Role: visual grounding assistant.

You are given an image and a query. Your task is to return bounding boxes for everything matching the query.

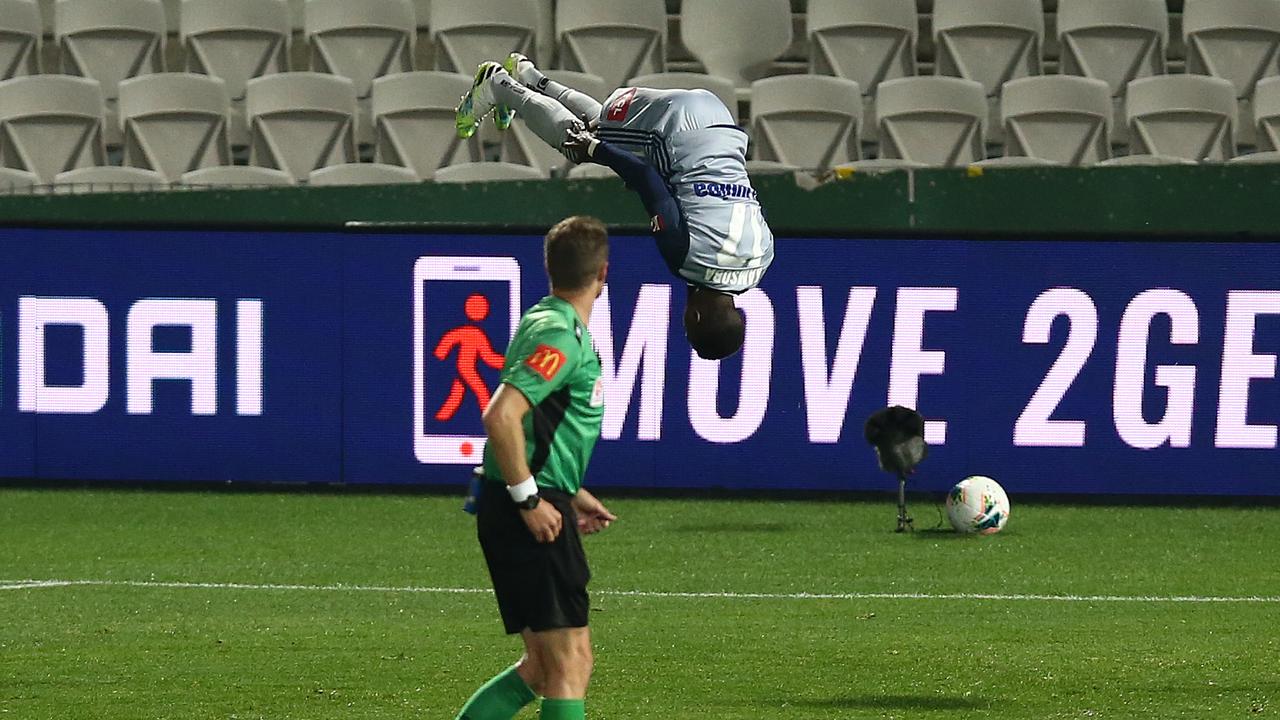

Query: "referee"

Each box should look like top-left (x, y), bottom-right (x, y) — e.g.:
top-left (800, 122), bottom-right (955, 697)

top-left (454, 216), bottom-right (617, 720)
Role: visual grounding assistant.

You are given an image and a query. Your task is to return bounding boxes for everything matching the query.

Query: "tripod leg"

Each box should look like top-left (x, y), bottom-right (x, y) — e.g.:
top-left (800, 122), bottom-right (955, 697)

top-left (896, 475), bottom-right (914, 533)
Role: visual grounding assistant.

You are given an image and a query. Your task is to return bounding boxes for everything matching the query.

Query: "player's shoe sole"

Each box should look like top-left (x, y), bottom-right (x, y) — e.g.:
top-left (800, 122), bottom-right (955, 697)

top-left (455, 61), bottom-right (514, 139)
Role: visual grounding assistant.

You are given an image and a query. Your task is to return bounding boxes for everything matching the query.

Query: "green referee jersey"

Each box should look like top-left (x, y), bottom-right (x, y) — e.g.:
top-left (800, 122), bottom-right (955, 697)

top-left (483, 295), bottom-right (604, 495)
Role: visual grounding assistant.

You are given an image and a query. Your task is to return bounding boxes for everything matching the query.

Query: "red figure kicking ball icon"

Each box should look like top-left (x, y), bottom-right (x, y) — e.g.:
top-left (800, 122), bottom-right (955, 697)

top-left (434, 293), bottom-right (506, 422)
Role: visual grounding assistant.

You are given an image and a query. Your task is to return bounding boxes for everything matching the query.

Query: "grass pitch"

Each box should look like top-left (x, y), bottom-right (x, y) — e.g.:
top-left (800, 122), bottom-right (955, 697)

top-left (1, 487), bottom-right (1277, 719)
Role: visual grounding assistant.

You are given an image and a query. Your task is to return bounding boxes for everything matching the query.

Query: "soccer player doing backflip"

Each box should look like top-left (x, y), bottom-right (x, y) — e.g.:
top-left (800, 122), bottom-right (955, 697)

top-left (456, 53), bottom-right (775, 360)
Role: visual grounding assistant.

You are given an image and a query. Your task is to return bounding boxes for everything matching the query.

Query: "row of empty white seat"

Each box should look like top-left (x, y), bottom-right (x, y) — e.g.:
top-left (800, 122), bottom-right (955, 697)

top-left (0, 70), bottom-right (613, 182)
top-left (4, 0), bottom-right (1277, 124)
top-left (4, 70), bottom-right (1279, 189)
top-left (757, 72), bottom-right (1273, 168)
top-left (0, 161), bottom-right (564, 190)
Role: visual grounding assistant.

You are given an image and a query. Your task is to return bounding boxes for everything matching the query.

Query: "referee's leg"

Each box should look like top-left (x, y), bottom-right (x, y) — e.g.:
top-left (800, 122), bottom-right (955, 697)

top-left (517, 626), bottom-right (593, 699)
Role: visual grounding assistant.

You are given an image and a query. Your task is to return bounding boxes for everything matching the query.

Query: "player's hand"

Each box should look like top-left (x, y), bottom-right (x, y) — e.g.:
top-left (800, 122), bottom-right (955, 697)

top-left (571, 488), bottom-right (618, 535)
top-left (521, 500), bottom-right (563, 543)
top-left (561, 123), bottom-right (600, 165)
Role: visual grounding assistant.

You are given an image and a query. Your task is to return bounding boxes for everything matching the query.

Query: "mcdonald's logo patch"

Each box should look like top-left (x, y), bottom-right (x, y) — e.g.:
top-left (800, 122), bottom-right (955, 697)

top-left (525, 344), bottom-right (567, 381)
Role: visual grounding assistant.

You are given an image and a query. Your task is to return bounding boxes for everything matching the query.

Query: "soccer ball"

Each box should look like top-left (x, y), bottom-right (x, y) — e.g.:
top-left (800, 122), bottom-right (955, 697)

top-left (946, 476), bottom-right (1010, 535)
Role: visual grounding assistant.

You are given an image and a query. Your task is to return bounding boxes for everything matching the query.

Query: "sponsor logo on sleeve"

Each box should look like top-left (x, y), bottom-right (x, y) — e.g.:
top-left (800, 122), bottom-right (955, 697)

top-left (606, 88), bottom-right (639, 122)
top-left (525, 344), bottom-right (567, 381)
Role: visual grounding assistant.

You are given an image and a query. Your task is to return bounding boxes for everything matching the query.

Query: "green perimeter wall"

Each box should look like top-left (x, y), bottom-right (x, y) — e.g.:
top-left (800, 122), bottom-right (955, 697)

top-left (2, 166), bottom-right (1279, 236)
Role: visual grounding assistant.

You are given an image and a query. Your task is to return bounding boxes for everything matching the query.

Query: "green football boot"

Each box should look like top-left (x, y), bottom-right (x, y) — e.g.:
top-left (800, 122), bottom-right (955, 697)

top-left (504, 51), bottom-right (549, 94)
top-left (455, 61), bottom-right (514, 139)
top-left (503, 52), bottom-right (530, 84)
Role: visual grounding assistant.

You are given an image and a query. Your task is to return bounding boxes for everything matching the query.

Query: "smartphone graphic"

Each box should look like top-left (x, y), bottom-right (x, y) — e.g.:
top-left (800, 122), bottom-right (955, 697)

top-left (413, 256), bottom-right (522, 465)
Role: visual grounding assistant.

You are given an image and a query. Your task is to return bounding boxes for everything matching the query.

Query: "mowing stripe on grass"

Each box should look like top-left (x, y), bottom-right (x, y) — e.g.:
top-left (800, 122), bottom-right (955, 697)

top-left (2, 578), bottom-right (1279, 604)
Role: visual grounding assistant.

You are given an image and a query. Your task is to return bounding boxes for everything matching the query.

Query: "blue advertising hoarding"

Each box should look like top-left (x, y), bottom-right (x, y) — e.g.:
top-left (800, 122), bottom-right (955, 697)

top-left (0, 227), bottom-right (1276, 496)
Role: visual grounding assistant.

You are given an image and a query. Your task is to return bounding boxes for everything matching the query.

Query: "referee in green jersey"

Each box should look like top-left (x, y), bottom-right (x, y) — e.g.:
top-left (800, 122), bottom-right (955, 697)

top-left (455, 216), bottom-right (617, 720)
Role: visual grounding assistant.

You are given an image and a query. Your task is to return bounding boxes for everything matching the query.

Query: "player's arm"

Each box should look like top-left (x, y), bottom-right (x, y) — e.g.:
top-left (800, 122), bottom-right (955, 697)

top-left (563, 129), bottom-right (688, 276)
top-left (483, 384), bottom-right (564, 543)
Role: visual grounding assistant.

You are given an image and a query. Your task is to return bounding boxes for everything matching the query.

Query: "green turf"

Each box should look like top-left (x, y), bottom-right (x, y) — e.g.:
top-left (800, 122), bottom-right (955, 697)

top-left (1, 488), bottom-right (1277, 719)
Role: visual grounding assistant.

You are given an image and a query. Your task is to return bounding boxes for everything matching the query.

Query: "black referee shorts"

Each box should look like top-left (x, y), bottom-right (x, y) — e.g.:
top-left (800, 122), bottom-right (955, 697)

top-left (476, 481), bottom-right (591, 635)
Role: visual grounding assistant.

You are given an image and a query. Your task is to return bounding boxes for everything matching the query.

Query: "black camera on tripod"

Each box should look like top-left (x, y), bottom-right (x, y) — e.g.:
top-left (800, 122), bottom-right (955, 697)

top-left (864, 406), bottom-right (929, 533)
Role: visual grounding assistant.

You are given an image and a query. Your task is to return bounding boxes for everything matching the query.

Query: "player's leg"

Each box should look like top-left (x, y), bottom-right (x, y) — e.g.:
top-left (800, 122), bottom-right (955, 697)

top-left (455, 483), bottom-right (542, 720)
top-left (504, 53), bottom-right (604, 124)
top-left (489, 70), bottom-right (584, 154)
top-left (522, 626), bottom-right (593, 719)
top-left (455, 61), bottom-right (516, 139)
top-left (452, 658), bottom-right (538, 720)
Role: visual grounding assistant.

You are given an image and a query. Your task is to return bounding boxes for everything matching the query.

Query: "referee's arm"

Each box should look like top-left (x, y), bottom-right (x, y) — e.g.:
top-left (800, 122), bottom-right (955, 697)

top-left (483, 384), bottom-right (564, 543)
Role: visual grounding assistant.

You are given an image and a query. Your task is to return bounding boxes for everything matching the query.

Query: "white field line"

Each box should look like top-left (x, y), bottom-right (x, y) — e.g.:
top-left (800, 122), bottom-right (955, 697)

top-left (0, 578), bottom-right (1278, 604)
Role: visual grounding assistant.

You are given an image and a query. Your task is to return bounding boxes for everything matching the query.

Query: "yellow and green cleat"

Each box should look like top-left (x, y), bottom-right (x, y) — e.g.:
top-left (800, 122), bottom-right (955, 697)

top-left (455, 61), bottom-right (515, 139)
top-left (502, 52), bottom-right (527, 81)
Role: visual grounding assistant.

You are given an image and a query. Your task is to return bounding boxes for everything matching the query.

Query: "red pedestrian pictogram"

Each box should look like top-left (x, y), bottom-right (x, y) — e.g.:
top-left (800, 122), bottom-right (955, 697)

top-left (434, 293), bottom-right (505, 422)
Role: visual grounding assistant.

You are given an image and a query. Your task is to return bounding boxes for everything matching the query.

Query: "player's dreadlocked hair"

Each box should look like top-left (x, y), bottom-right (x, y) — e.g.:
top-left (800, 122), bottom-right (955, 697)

top-left (544, 215), bottom-right (609, 291)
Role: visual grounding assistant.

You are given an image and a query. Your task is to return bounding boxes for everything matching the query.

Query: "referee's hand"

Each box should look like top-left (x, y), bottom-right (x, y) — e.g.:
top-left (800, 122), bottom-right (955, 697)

top-left (571, 488), bottom-right (617, 535)
top-left (521, 501), bottom-right (563, 543)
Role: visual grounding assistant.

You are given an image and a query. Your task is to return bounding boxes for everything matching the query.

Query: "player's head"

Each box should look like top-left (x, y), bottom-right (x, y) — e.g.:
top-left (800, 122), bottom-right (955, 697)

top-left (685, 287), bottom-right (744, 360)
top-left (545, 215), bottom-right (609, 297)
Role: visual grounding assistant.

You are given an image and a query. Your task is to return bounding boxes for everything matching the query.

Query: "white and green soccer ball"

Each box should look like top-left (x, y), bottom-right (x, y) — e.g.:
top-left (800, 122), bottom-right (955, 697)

top-left (946, 476), bottom-right (1010, 535)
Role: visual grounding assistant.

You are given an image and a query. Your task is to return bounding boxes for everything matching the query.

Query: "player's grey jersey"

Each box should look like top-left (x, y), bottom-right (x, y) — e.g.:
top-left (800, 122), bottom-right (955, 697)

top-left (595, 87), bottom-right (774, 294)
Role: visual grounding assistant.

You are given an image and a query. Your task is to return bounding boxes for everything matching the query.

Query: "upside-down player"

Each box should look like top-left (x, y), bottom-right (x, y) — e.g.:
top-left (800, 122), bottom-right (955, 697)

top-left (456, 54), bottom-right (774, 360)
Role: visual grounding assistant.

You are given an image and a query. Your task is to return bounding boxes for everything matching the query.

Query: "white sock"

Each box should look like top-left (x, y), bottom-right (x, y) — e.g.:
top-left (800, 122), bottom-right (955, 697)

top-left (514, 57), bottom-right (603, 124)
top-left (491, 72), bottom-right (581, 151)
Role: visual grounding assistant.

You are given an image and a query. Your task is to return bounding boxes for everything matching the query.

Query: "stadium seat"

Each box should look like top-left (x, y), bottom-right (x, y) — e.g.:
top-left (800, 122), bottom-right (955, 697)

top-left (807, 0), bottom-right (917, 141)
top-left (118, 73), bottom-right (232, 183)
top-left (744, 159), bottom-right (801, 174)
top-left (181, 164), bottom-right (297, 186)
top-left (750, 75), bottom-right (863, 170)
top-left (681, 0), bottom-right (792, 88)
top-left (430, 0), bottom-right (539, 74)
top-left (1184, 0), bottom-right (1280, 146)
top-left (305, 0), bottom-right (415, 145)
top-left (566, 162), bottom-right (618, 179)
top-left (246, 72), bottom-right (357, 182)
top-left (1226, 150), bottom-right (1280, 163)
top-left (933, 0), bottom-right (1043, 142)
top-left (1058, 0), bottom-right (1168, 146)
top-left (0, 166), bottom-right (39, 192)
top-left (433, 161), bottom-right (547, 182)
top-left (1251, 75), bottom-right (1280, 150)
top-left (1121, 75), bottom-right (1238, 163)
top-left (627, 72), bottom-right (739, 122)
top-left (373, 71), bottom-right (482, 179)
top-left (0, 0), bottom-right (41, 80)
top-left (969, 155), bottom-right (1059, 168)
top-left (0, 75), bottom-right (106, 184)
top-left (534, 0), bottom-right (554, 74)
top-left (556, 0), bottom-right (666, 94)
top-left (1230, 75), bottom-right (1280, 162)
top-left (1097, 154), bottom-right (1198, 166)
top-left (181, 0), bottom-right (291, 148)
top-left (998, 75), bottom-right (1112, 166)
top-left (502, 70), bottom-right (607, 175)
top-left (857, 76), bottom-right (986, 167)
top-left (308, 162), bottom-right (420, 186)
top-left (55, 0), bottom-right (167, 145)
top-left (53, 165), bottom-right (169, 192)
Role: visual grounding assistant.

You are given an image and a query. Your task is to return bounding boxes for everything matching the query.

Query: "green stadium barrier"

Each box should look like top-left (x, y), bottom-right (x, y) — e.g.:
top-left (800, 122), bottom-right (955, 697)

top-left (3, 166), bottom-right (1279, 236)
